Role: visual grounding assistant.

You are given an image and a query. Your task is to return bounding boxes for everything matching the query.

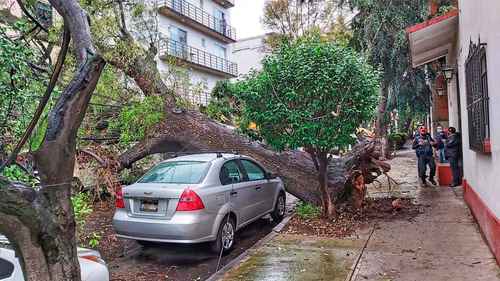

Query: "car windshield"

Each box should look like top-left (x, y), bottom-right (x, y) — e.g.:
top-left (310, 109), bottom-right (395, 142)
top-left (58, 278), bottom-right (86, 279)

top-left (138, 161), bottom-right (209, 184)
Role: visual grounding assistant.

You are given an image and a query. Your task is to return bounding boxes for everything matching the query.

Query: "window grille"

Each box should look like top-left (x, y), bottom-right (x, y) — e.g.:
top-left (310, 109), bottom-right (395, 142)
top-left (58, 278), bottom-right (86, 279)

top-left (465, 39), bottom-right (490, 153)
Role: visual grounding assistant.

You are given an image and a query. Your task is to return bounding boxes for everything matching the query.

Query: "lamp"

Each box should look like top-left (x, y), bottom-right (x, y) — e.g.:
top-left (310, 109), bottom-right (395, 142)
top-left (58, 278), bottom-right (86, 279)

top-left (442, 65), bottom-right (455, 82)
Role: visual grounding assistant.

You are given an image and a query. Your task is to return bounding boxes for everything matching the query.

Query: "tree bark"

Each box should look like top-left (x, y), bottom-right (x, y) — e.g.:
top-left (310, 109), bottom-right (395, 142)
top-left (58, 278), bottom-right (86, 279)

top-left (317, 151), bottom-right (336, 218)
top-left (375, 81), bottom-right (389, 158)
top-left (0, 0), bottom-right (105, 280)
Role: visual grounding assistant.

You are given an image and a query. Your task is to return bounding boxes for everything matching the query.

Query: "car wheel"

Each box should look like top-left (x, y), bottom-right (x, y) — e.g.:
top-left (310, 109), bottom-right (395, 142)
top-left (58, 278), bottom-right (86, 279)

top-left (271, 193), bottom-right (286, 223)
top-left (210, 215), bottom-right (236, 255)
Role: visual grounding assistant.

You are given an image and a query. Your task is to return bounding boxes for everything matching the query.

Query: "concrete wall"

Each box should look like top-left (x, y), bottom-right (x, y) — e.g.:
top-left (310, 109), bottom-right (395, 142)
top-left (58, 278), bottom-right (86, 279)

top-left (455, 0), bottom-right (500, 217)
top-left (232, 34), bottom-right (270, 77)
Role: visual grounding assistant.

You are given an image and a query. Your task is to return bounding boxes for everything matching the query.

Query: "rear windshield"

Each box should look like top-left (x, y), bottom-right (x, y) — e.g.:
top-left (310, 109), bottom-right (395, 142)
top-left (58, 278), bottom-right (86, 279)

top-left (138, 161), bottom-right (210, 184)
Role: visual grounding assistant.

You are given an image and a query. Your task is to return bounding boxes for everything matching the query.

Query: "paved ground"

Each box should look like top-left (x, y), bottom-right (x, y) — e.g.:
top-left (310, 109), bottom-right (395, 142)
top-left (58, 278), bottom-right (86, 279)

top-left (218, 148), bottom-right (500, 281)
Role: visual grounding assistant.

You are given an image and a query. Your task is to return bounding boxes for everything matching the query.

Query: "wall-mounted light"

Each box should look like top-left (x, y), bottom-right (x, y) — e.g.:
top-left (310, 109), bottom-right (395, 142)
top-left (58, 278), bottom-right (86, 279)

top-left (442, 65), bottom-right (456, 82)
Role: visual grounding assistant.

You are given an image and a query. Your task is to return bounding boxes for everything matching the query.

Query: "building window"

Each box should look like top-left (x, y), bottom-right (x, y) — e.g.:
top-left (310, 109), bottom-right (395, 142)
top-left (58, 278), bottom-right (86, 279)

top-left (201, 38), bottom-right (206, 48)
top-left (465, 39), bottom-right (490, 153)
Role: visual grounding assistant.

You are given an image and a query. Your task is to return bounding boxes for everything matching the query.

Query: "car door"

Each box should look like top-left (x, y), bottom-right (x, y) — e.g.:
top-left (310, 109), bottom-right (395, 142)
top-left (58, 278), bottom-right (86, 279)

top-left (239, 159), bottom-right (276, 216)
top-left (220, 160), bottom-right (257, 226)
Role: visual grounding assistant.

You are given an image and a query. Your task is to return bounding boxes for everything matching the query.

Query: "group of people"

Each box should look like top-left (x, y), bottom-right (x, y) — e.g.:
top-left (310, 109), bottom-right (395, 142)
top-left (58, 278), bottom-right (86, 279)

top-left (412, 125), bottom-right (462, 187)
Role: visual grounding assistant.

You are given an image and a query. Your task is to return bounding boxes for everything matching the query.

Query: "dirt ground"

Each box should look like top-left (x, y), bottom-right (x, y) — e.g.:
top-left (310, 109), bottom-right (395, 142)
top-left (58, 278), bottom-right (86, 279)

top-left (283, 197), bottom-right (424, 239)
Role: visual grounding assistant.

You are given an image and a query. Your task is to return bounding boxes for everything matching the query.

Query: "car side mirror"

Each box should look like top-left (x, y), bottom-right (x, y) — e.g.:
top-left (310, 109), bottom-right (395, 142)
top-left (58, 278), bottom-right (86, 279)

top-left (265, 172), bottom-right (278, 180)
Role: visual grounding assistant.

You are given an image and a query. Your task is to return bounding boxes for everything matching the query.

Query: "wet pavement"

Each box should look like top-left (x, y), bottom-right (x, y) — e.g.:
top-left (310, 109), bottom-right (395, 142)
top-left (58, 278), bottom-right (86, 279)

top-left (220, 234), bottom-right (367, 281)
top-left (217, 148), bottom-right (500, 281)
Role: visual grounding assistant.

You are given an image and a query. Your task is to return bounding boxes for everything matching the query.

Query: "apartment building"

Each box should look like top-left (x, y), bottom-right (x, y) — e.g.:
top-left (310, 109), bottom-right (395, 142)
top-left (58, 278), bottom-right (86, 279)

top-left (407, 0), bottom-right (500, 264)
top-left (154, 0), bottom-right (238, 105)
top-left (232, 33), bottom-right (272, 77)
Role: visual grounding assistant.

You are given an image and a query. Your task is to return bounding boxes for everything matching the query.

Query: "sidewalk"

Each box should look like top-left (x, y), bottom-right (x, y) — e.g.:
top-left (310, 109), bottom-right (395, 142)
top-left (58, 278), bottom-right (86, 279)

top-left (216, 149), bottom-right (500, 281)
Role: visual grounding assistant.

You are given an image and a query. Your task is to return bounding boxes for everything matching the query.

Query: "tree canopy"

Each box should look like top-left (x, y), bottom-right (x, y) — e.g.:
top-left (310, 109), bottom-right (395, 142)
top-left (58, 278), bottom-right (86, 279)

top-left (233, 37), bottom-right (379, 217)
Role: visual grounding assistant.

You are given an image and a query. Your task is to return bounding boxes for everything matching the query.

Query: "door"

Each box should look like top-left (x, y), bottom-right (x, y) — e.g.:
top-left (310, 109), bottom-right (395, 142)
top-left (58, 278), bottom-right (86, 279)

top-left (168, 26), bottom-right (187, 58)
top-left (213, 8), bottom-right (226, 34)
top-left (239, 159), bottom-right (276, 215)
top-left (220, 160), bottom-right (257, 225)
top-left (213, 43), bottom-right (227, 71)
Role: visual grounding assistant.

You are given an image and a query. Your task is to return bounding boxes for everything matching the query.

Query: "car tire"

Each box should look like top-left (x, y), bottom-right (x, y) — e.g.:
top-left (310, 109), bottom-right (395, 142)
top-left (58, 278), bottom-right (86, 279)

top-left (271, 192), bottom-right (286, 223)
top-left (210, 215), bottom-right (236, 255)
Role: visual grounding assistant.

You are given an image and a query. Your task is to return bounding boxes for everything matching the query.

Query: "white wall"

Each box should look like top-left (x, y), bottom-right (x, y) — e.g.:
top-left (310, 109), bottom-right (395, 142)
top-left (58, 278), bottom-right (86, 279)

top-left (456, 0), bottom-right (500, 217)
top-left (232, 34), bottom-right (270, 77)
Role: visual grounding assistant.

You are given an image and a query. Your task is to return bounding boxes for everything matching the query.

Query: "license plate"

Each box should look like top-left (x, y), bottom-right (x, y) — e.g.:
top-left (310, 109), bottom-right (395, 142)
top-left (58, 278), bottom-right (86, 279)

top-left (140, 200), bottom-right (159, 212)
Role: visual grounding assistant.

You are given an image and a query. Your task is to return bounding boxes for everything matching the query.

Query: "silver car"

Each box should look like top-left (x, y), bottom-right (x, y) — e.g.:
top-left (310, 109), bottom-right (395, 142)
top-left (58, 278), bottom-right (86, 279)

top-left (113, 153), bottom-right (286, 253)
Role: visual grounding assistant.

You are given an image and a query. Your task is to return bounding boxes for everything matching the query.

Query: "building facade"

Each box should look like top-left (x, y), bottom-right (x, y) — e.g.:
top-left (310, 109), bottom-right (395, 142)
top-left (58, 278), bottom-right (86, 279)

top-left (407, 0), bottom-right (500, 264)
top-left (232, 33), bottom-right (272, 77)
top-left (153, 0), bottom-right (238, 105)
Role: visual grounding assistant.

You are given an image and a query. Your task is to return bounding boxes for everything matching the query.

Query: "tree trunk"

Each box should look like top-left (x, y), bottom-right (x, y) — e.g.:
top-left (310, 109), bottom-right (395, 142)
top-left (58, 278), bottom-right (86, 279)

top-left (0, 0), bottom-right (105, 280)
top-left (375, 81), bottom-right (390, 158)
top-left (317, 151), bottom-right (336, 218)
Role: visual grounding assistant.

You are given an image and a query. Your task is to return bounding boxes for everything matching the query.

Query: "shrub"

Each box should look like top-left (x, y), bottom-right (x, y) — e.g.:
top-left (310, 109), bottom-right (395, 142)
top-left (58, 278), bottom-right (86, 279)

top-left (296, 201), bottom-right (321, 219)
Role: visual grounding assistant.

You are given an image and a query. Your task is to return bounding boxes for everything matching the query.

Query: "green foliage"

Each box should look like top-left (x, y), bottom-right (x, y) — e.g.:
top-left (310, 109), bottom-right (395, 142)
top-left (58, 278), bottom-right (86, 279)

top-left (111, 95), bottom-right (165, 144)
top-left (388, 132), bottom-right (407, 149)
top-left (347, 0), bottom-right (431, 128)
top-left (203, 81), bottom-right (239, 124)
top-left (88, 232), bottom-right (101, 248)
top-left (0, 24), bottom-right (46, 150)
top-left (234, 37), bottom-right (379, 152)
top-left (0, 165), bottom-right (38, 187)
top-left (296, 201), bottom-right (321, 219)
top-left (72, 193), bottom-right (93, 228)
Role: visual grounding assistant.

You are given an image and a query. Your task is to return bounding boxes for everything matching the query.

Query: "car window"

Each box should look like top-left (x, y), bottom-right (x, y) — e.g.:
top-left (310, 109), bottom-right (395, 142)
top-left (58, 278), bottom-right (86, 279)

top-left (220, 160), bottom-right (243, 185)
top-left (0, 258), bottom-right (14, 279)
top-left (138, 161), bottom-right (210, 184)
top-left (240, 160), bottom-right (266, 181)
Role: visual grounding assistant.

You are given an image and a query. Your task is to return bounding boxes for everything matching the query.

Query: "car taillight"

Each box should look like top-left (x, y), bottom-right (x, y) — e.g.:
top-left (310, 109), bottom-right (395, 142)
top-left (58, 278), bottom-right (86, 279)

top-left (176, 188), bottom-right (205, 211)
top-left (115, 185), bottom-right (125, 209)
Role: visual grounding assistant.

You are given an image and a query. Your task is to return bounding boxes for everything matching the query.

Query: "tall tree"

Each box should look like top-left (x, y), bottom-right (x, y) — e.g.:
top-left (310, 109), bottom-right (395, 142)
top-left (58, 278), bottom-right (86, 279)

top-left (233, 37), bottom-right (379, 217)
top-left (344, 0), bottom-right (429, 155)
top-left (263, 0), bottom-right (346, 46)
top-left (0, 0), bottom-right (105, 280)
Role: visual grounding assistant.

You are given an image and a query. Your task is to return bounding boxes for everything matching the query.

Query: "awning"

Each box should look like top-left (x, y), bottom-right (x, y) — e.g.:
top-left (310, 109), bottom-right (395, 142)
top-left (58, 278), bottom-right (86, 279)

top-left (406, 10), bottom-right (459, 68)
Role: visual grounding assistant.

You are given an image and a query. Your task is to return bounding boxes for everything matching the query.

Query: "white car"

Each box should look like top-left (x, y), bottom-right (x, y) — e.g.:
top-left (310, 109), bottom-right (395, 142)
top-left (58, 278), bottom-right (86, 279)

top-left (0, 235), bottom-right (109, 281)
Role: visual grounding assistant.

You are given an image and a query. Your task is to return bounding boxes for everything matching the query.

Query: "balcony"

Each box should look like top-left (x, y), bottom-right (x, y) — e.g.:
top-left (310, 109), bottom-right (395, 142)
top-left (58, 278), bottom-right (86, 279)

top-left (159, 0), bottom-right (236, 43)
top-left (213, 0), bottom-right (234, 8)
top-left (159, 38), bottom-right (238, 78)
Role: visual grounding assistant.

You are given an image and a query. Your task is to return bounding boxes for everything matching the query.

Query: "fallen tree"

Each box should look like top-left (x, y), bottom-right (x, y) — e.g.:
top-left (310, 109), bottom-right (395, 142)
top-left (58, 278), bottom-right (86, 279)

top-left (81, 0), bottom-right (390, 208)
top-left (117, 109), bottom-right (390, 206)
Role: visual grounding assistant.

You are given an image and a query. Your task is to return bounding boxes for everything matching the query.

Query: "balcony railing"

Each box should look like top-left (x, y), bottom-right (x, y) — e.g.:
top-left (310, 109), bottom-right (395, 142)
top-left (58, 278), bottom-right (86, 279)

top-left (162, 0), bottom-right (236, 41)
top-left (159, 38), bottom-right (238, 77)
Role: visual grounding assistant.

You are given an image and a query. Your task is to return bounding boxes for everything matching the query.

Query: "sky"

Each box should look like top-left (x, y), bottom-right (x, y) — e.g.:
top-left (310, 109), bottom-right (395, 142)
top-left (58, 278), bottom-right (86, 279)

top-left (232, 0), bottom-right (268, 39)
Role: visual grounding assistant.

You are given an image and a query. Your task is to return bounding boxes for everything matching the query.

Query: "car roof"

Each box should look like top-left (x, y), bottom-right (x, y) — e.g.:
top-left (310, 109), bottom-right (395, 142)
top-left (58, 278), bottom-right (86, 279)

top-left (163, 153), bottom-right (241, 163)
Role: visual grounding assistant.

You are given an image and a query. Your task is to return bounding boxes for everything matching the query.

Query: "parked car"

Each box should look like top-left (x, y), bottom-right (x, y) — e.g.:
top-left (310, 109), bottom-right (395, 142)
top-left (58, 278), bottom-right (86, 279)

top-left (0, 235), bottom-right (109, 281)
top-left (113, 153), bottom-right (287, 254)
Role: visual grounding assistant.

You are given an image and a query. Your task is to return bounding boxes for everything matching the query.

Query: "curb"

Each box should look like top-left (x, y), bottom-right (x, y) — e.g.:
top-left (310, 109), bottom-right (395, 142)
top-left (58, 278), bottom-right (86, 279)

top-left (205, 214), bottom-right (294, 281)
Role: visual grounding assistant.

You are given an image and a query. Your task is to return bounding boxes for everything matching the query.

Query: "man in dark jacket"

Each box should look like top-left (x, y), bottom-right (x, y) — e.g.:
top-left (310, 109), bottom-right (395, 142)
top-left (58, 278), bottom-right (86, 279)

top-left (412, 126), bottom-right (437, 186)
top-left (445, 127), bottom-right (462, 187)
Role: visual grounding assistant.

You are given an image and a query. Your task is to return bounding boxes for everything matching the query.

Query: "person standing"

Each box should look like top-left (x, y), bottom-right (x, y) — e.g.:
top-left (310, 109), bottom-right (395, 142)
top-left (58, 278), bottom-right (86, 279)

top-left (412, 126), bottom-right (437, 186)
top-left (445, 127), bottom-right (462, 187)
top-left (436, 126), bottom-right (448, 163)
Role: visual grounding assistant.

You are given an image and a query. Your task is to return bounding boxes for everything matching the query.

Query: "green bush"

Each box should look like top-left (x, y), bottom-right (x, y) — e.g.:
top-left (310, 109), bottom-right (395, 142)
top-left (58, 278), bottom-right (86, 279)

top-left (72, 193), bottom-right (93, 228)
top-left (388, 132), bottom-right (407, 150)
top-left (296, 201), bottom-right (321, 219)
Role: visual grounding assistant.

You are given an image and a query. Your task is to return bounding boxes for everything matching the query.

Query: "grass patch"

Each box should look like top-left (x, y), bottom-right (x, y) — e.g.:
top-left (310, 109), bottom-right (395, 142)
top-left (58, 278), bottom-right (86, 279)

top-left (296, 201), bottom-right (321, 219)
